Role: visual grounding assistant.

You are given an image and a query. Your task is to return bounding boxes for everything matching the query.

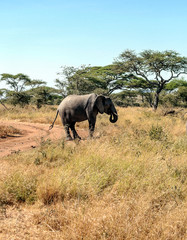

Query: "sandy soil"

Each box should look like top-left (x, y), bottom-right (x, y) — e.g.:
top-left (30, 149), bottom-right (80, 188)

top-left (0, 120), bottom-right (89, 159)
top-left (0, 120), bottom-right (64, 158)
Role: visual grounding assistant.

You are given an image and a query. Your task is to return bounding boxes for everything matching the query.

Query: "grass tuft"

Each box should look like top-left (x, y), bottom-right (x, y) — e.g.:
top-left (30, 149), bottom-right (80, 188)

top-left (2, 173), bottom-right (37, 204)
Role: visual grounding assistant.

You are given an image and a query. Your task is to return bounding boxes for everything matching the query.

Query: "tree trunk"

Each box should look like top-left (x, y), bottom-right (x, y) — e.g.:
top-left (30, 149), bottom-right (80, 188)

top-left (153, 86), bottom-right (163, 111)
top-left (153, 92), bottom-right (159, 110)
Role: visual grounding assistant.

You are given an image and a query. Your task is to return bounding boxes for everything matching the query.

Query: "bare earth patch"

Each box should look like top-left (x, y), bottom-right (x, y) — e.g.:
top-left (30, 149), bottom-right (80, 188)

top-left (0, 120), bottom-right (64, 158)
top-left (0, 120), bottom-right (88, 158)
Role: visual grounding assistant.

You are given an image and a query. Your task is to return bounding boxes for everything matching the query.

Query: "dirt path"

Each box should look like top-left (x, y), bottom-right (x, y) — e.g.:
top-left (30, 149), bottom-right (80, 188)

top-left (0, 120), bottom-right (64, 158)
top-left (0, 120), bottom-right (89, 158)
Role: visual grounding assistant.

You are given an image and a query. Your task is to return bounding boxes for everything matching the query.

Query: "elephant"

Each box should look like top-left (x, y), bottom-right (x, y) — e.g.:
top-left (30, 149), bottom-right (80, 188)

top-left (49, 93), bottom-right (118, 140)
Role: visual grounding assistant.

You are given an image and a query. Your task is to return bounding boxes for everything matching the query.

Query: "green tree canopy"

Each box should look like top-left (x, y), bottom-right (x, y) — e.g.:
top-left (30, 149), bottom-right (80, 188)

top-left (115, 50), bottom-right (187, 110)
top-left (57, 65), bottom-right (97, 95)
top-left (28, 86), bottom-right (60, 108)
top-left (177, 86), bottom-right (187, 104)
top-left (164, 78), bottom-right (187, 92)
top-left (1, 73), bottom-right (31, 92)
top-left (58, 64), bottom-right (132, 96)
top-left (26, 79), bottom-right (46, 89)
top-left (0, 73), bottom-right (32, 106)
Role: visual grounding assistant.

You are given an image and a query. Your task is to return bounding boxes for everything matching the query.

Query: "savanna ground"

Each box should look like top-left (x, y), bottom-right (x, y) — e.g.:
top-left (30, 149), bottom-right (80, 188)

top-left (0, 105), bottom-right (187, 240)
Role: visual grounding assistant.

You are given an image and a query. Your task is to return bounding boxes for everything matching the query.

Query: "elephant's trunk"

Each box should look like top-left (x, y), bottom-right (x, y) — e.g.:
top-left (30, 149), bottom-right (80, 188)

top-left (109, 112), bottom-right (118, 123)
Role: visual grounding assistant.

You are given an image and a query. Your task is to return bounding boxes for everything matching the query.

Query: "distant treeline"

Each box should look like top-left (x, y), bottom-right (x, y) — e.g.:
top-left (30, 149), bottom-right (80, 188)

top-left (1, 49), bottom-right (187, 109)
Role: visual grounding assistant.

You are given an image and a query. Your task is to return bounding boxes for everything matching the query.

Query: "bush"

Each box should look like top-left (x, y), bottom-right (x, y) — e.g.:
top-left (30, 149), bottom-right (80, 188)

top-left (3, 173), bottom-right (37, 204)
top-left (149, 125), bottom-right (165, 141)
top-left (7, 92), bottom-right (31, 107)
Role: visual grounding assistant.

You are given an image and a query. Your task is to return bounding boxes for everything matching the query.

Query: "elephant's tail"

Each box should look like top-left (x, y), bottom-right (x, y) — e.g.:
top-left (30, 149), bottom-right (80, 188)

top-left (49, 110), bottom-right (59, 130)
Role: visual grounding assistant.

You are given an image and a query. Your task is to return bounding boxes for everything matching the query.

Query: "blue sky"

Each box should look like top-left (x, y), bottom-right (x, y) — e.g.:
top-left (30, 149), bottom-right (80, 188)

top-left (1, 0), bottom-right (187, 87)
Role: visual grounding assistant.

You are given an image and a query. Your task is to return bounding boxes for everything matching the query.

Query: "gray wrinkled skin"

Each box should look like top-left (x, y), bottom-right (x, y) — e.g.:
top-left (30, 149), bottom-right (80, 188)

top-left (49, 93), bottom-right (118, 140)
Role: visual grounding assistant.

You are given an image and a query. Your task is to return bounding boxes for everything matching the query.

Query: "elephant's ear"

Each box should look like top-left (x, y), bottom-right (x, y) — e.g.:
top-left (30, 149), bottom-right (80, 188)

top-left (95, 95), bottom-right (105, 114)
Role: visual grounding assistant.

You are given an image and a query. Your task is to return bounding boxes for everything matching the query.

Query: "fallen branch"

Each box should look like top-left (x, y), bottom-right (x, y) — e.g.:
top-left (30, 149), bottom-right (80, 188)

top-left (0, 100), bottom-right (9, 110)
top-left (164, 110), bottom-right (175, 116)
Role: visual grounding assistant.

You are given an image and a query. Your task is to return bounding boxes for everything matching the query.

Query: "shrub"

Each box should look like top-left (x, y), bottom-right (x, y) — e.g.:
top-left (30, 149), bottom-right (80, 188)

top-left (7, 92), bottom-right (31, 107)
top-left (0, 126), bottom-right (22, 138)
top-left (4, 173), bottom-right (37, 204)
top-left (149, 125), bottom-right (165, 141)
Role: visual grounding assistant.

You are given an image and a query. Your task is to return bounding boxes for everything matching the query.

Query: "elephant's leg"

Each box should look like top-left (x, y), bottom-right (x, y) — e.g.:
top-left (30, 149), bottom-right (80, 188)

top-left (64, 124), bottom-right (73, 140)
top-left (88, 118), bottom-right (96, 138)
top-left (70, 123), bottom-right (81, 140)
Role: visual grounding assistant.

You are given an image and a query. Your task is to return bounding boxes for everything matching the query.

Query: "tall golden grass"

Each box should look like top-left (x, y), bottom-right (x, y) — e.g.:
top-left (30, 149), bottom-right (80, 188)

top-left (0, 105), bottom-right (187, 239)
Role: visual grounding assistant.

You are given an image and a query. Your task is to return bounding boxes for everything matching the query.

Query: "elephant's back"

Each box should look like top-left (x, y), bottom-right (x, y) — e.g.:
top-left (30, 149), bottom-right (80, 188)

top-left (57, 94), bottom-right (94, 114)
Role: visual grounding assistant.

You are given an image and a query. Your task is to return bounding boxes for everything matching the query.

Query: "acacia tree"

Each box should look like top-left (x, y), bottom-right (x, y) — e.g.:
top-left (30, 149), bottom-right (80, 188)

top-left (0, 73), bottom-right (32, 106)
top-left (26, 79), bottom-right (46, 89)
top-left (57, 65), bottom-right (130, 96)
top-left (57, 65), bottom-right (96, 95)
top-left (55, 78), bottom-right (67, 97)
top-left (1, 73), bottom-right (31, 92)
top-left (83, 65), bottom-right (130, 95)
top-left (29, 86), bottom-right (55, 108)
top-left (115, 50), bottom-right (187, 110)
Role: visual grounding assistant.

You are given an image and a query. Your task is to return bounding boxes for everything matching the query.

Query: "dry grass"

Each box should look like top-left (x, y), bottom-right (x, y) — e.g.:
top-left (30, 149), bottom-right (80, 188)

top-left (0, 125), bottom-right (23, 138)
top-left (0, 105), bottom-right (62, 125)
top-left (0, 106), bottom-right (187, 239)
